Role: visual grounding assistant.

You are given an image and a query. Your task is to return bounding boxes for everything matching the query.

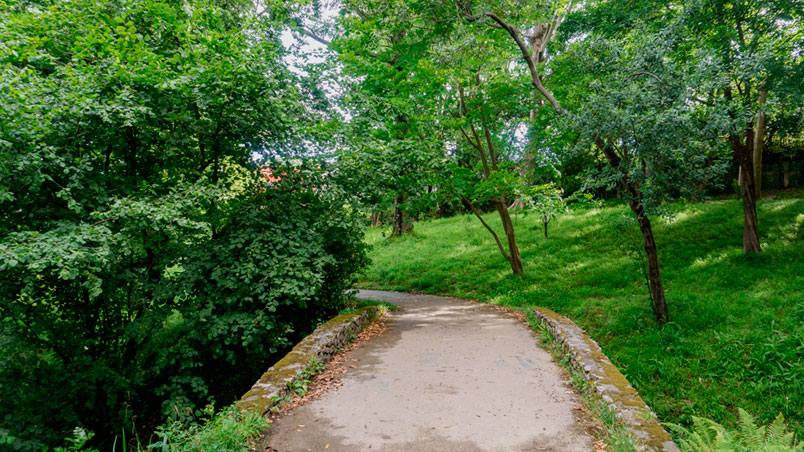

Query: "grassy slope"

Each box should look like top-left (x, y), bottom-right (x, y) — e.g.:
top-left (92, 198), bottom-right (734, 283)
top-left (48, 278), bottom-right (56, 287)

top-left (358, 197), bottom-right (804, 434)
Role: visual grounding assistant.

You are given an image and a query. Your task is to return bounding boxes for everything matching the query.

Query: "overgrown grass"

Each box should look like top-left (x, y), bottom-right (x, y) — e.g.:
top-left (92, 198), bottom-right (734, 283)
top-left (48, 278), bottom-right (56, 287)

top-left (358, 197), bottom-right (804, 436)
top-left (149, 405), bottom-right (267, 452)
top-left (51, 406), bottom-right (267, 452)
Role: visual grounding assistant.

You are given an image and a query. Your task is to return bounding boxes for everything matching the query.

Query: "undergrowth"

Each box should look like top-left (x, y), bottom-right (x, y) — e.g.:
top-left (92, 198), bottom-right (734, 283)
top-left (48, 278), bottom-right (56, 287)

top-left (48, 406), bottom-right (267, 452)
top-left (149, 405), bottom-right (267, 452)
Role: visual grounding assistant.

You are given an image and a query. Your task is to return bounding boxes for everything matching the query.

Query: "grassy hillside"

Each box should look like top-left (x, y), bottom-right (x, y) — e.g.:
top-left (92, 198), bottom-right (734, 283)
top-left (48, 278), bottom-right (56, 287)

top-left (358, 197), bottom-right (804, 434)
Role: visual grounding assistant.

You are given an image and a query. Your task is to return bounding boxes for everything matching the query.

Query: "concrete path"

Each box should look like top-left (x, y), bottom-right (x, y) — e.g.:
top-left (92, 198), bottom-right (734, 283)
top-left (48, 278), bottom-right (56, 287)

top-left (267, 290), bottom-right (595, 452)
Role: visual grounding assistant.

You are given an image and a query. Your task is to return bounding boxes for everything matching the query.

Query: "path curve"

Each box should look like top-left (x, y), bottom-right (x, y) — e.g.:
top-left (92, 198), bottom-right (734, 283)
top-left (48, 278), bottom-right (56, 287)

top-left (267, 290), bottom-right (596, 452)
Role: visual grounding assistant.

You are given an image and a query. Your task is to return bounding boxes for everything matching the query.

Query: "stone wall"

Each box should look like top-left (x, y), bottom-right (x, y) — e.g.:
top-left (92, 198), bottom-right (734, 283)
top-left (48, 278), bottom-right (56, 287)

top-left (531, 308), bottom-right (680, 452)
top-left (238, 306), bottom-right (381, 415)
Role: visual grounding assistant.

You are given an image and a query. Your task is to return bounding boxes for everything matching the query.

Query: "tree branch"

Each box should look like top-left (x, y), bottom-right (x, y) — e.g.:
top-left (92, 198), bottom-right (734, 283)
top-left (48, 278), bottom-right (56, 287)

top-left (296, 27), bottom-right (331, 46)
top-left (461, 196), bottom-right (511, 261)
top-left (460, 9), bottom-right (564, 114)
top-left (458, 125), bottom-right (483, 153)
top-left (627, 71), bottom-right (671, 96)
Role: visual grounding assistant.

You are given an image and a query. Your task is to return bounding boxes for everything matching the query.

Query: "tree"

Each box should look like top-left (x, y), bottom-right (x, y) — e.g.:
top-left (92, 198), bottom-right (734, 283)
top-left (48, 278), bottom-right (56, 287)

top-left (529, 183), bottom-right (592, 238)
top-left (0, 0), bottom-right (367, 448)
top-left (452, 1), bottom-right (729, 321)
top-left (681, 0), bottom-right (804, 252)
top-left (442, 69), bottom-right (531, 274)
top-left (561, 33), bottom-right (729, 321)
top-left (330, 0), bottom-right (449, 235)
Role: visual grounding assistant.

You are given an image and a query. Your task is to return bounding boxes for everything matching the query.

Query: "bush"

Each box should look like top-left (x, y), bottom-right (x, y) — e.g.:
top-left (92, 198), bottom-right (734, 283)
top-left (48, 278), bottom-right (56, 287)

top-left (149, 405), bottom-right (268, 452)
top-left (0, 0), bottom-right (366, 447)
top-left (0, 162), bottom-right (367, 450)
top-left (140, 162), bottom-right (368, 420)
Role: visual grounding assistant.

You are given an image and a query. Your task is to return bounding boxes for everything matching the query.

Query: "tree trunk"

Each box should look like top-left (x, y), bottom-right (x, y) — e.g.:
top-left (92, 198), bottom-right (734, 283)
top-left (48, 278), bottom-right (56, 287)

top-left (391, 194), bottom-right (412, 236)
top-left (753, 90), bottom-right (767, 200)
top-left (595, 137), bottom-right (668, 322)
top-left (543, 219), bottom-right (548, 238)
top-left (628, 199), bottom-right (669, 323)
top-left (735, 142), bottom-right (762, 252)
top-left (495, 198), bottom-right (524, 275)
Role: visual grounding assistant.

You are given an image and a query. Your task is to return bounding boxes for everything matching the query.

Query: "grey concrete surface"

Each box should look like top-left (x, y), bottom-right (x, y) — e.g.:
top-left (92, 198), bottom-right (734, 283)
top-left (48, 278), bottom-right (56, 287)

top-left (267, 290), bottom-right (594, 452)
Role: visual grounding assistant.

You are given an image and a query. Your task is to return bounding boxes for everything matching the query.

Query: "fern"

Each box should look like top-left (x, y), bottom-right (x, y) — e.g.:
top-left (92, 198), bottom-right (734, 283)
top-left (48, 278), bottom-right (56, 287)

top-left (667, 409), bottom-right (802, 452)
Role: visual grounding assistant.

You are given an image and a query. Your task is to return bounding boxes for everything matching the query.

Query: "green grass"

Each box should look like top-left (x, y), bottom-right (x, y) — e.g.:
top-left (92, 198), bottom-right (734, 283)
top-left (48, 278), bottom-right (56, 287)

top-left (358, 197), bottom-right (804, 436)
top-left (339, 298), bottom-right (399, 314)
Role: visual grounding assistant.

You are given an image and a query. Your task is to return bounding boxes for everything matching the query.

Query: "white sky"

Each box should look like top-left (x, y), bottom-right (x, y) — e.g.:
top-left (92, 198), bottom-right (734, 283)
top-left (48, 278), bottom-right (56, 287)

top-left (279, 4), bottom-right (340, 71)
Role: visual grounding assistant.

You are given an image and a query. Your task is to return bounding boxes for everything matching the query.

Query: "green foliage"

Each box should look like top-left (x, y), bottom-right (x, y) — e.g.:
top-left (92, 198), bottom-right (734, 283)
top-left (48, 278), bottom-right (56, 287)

top-left (287, 356), bottom-right (326, 397)
top-left (330, 1), bottom-right (449, 222)
top-left (668, 409), bottom-right (802, 452)
top-left (360, 198), bottom-right (804, 436)
top-left (139, 160), bottom-right (368, 420)
top-left (558, 28), bottom-right (731, 209)
top-left (526, 183), bottom-right (592, 233)
top-left (52, 429), bottom-right (99, 452)
top-left (150, 405), bottom-right (268, 452)
top-left (0, 0), bottom-right (367, 449)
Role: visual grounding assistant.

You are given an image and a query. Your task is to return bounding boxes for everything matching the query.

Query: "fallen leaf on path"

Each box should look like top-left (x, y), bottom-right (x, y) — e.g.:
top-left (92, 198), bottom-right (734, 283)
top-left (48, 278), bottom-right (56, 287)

top-left (270, 314), bottom-right (391, 417)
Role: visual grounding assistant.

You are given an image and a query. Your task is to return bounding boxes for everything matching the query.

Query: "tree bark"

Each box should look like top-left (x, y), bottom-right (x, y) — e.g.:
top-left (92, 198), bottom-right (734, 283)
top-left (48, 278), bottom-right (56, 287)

top-left (391, 194), bottom-right (412, 236)
top-left (628, 199), bottom-right (669, 322)
top-left (462, 196), bottom-right (510, 259)
top-left (733, 138), bottom-right (762, 252)
top-left (495, 197), bottom-right (525, 275)
top-left (596, 138), bottom-right (668, 322)
top-left (753, 90), bottom-right (767, 200)
top-left (738, 158), bottom-right (761, 252)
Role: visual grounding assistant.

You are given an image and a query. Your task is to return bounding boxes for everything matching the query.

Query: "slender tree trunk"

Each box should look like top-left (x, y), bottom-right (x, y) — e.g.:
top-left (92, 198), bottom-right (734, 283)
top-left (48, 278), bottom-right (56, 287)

top-left (733, 139), bottom-right (762, 252)
top-left (753, 90), bottom-right (767, 200)
top-left (495, 197), bottom-right (524, 275)
top-left (738, 158), bottom-right (762, 252)
top-left (509, 198), bottom-right (525, 210)
top-left (628, 199), bottom-right (669, 323)
top-left (543, 219), bottom-right (548, 238)
top-left (391, 194), bottom-right (412, 236)
top-left (457, 87), bottom-right (524, 275)
top-left (595, 138), bottom-right (669, 322)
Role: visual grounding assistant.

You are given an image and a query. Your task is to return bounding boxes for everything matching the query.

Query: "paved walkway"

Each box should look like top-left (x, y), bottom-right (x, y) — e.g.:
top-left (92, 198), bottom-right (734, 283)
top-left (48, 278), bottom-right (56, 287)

top-left (267, 290), bottom-right (595, 452)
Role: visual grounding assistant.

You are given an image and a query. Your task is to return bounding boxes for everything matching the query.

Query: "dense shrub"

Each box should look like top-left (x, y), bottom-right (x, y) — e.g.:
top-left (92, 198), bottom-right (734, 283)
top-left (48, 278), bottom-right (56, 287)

top-left (0, 165), bottom-right (367, 450)
top-left (139, 164), bottom-right (368, 421)
top-left (0, 0), bottom-right (365, 449)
